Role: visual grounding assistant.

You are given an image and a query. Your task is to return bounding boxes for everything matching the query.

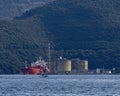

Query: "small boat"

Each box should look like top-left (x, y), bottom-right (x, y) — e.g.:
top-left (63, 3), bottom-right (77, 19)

top-left (21, 57), bottom-right (50, 75)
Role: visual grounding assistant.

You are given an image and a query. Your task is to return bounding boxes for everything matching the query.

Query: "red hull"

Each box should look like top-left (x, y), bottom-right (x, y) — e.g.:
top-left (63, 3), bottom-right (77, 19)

top-left (21, 57), bottom-right (50, 75)
top-left (22, 66), bottom-right (44, 75)
top-left (22, 66), bottom-right (50, 75)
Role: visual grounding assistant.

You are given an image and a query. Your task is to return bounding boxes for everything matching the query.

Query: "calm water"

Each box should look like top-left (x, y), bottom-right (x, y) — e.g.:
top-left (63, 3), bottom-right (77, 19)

top-left (0, 75), bottom-right (120, 96)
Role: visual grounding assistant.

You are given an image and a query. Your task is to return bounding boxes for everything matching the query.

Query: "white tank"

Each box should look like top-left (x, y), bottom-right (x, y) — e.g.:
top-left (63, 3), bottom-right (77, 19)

top-left (64, 60), bottom-right (71, 72)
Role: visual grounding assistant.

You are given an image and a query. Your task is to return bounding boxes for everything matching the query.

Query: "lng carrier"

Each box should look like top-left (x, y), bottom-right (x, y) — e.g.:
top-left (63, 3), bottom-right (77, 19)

top-left (21, 57), bottom-right (50, 75)
top-left (22, 43), bottom-right (51, 75)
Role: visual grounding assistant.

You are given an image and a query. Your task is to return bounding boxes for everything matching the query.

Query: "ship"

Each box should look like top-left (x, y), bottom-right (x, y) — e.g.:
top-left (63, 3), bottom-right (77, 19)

top-left (21, 57), bottom-right (50, 75)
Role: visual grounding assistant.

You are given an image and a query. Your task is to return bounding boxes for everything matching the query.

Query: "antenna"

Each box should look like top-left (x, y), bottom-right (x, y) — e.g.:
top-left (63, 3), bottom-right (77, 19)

top-left (48, 43), bottom-right (51, 67)
top-left (25, 61), bottom-right (28, 68)
top-left (102, 63), bottom-right (105, 74)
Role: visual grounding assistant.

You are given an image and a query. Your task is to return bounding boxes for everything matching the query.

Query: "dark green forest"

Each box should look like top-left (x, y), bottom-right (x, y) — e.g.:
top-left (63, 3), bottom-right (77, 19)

top-left (0, 0), bottom-right (55, 20)
top-left (0, 0), bottom-right (120, 74)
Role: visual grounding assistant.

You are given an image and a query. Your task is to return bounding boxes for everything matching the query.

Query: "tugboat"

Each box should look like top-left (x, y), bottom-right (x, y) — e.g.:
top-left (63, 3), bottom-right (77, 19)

top-left (21, 57), bottom-right (50, 75)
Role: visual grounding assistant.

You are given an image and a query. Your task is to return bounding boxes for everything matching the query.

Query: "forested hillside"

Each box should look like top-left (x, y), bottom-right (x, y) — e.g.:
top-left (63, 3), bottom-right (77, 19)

top-left (0, 18), bottom-right (51, 73)
top-left (0, 0), bottom-right (55, 20)
top-left (0, 0), bottom-right (120, 74)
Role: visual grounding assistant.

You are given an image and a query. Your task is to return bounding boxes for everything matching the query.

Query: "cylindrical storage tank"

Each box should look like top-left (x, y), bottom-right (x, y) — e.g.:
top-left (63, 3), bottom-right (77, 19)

top-left (84, 60), bottom-right (88, 71)
top-left (57, 60), bottom-right (65, 72)
top-left (64, 60), bottom-right (71, 72)
top-left (96, 68), bottom-right (100, 74)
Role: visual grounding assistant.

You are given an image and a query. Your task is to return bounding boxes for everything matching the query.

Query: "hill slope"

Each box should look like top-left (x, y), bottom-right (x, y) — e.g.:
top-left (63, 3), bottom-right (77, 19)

top-left (0, 0), bottom-right (55, 20)
top-left (0, 18), bottom-right (51, 73)
top-left (0, 0), bottom-right (120, 73)
top-left (20, 0), bottom-right (120, 69)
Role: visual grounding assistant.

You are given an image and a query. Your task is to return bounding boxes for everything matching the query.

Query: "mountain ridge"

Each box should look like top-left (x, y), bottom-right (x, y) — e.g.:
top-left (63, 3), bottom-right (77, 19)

top-left (0, 0), bottom-right (120, 74)
top-left (0, 0), bottom-right (55, 20)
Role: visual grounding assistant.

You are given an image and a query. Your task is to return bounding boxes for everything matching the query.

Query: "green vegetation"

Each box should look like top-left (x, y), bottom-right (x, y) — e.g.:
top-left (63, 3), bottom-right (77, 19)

top-left (0, 0), bottom-right (55, 20)
top-left (0, 0), bottom-right (120, 74)
top-left (0, 19), bottom-right (51, 74)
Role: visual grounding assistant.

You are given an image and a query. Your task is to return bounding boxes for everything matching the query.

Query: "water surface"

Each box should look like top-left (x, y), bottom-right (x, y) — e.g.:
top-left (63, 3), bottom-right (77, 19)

top-left (0, 75), bottom-right (120, 96)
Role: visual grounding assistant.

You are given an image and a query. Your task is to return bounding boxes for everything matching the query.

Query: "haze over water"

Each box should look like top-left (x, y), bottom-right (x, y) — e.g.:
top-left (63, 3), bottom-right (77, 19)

top-left (0, 75), bottom-right (120, 96)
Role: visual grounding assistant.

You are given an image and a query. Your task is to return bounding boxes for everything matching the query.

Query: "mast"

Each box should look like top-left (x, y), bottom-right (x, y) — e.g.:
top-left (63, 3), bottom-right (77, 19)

top-left (25, 61), bottom-right (28, 68)
top-left (48, 43), bottom-right (51, 68)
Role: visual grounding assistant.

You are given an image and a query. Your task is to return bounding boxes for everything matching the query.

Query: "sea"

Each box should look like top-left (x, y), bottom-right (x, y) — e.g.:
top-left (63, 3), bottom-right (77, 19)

top-left (0, 75), bottom-right (120, 96)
